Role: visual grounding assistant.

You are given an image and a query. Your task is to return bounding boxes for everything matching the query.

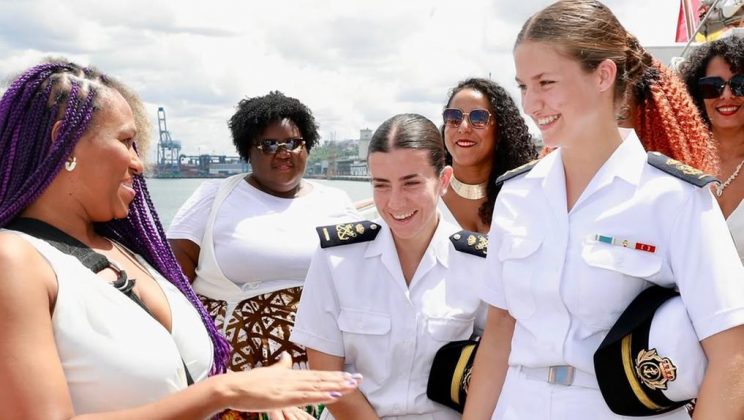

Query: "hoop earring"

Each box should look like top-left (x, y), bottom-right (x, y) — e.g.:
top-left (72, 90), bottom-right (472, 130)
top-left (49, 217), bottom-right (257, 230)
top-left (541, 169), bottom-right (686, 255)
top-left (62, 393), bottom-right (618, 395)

top-left (65, 156), bottom-right (77, 172)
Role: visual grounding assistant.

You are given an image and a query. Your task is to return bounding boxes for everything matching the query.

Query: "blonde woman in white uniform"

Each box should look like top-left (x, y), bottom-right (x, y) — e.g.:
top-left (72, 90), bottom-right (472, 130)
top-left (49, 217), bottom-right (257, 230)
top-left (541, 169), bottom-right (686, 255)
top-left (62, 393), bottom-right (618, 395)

top-left (463, 1), bottom-right (744, 419)
top-left (292, 114), bottom-right (487, 419)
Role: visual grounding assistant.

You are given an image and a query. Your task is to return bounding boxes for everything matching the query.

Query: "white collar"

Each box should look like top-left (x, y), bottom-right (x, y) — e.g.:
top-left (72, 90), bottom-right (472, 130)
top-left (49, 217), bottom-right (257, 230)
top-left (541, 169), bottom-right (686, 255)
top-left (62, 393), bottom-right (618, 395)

top-left (364, 213), bottom-right (453, 269)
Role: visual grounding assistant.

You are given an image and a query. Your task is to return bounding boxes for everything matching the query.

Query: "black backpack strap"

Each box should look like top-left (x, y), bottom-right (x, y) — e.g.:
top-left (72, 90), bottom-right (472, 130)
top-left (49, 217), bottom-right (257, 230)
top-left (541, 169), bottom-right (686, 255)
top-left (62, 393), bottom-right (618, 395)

top-left (6, 217), bottom-right (194, 386)
top-left (7, 218), bottom-right (110, 272)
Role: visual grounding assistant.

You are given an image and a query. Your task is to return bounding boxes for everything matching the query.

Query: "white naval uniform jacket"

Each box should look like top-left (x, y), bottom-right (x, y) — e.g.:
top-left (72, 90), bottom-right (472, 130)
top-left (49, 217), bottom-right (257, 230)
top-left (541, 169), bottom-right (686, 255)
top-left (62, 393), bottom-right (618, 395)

top-left (482, 132), bottom-right (744, 385)
top-left (291, 218), bottom-right (487, 420)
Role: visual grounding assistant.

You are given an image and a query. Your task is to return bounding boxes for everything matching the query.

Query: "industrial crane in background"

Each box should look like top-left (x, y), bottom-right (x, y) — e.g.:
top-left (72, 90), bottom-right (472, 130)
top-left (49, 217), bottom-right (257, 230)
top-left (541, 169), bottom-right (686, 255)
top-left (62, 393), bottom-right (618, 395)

top-left (156, 107), bottom-right (181, 176)
top-left (153, 107), bottom-right (248, 178)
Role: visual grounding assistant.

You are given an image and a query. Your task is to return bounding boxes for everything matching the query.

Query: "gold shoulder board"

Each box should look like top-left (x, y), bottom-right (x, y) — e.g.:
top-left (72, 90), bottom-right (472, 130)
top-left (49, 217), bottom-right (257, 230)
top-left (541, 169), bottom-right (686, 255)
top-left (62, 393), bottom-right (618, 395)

top-left (316, 220), bottom-right (381, 248)
top-left (495, 159), bottom-right (539, 185)
top-left (647, 152), bottom-right (719, 188)
top-left (449, 230), bottom-right (488, 258)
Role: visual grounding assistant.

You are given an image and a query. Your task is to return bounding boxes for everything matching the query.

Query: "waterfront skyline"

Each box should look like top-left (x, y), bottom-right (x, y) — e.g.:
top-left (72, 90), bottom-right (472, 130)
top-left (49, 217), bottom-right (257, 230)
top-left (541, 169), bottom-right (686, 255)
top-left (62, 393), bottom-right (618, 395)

top-left (0, 0), bottom-right (680, 159)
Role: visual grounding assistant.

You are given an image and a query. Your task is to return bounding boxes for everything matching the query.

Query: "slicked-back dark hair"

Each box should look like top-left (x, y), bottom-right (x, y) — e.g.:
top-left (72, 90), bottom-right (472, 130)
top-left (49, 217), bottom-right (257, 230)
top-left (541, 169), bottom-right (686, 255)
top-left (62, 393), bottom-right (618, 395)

top-left (679, 36), bottom-right (744, 128)
top-left (369, 113), bottom-right (445, 175)
top-left (0, 60), bottom-right (230, 375)
top-left (228, 91), bottom-right (320, 161)
top-left (442, 78), bottom-right (537, 225)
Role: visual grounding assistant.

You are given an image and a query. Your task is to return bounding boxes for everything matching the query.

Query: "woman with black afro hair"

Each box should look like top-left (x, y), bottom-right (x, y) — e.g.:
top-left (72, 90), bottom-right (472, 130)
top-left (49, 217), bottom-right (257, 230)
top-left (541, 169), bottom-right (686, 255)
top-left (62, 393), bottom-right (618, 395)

top-left (168, 91), bottom-right (360, 419)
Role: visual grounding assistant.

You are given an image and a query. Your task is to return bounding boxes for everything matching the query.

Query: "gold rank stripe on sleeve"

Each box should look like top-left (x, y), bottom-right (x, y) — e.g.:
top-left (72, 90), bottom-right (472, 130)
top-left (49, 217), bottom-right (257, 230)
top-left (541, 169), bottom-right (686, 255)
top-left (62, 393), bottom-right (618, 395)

top-left (315, 220), bottom-right (381, 248)
top-left (646, 152), bottom-right (720, 188)
top-left (449, 230), bottom-right (488, 258)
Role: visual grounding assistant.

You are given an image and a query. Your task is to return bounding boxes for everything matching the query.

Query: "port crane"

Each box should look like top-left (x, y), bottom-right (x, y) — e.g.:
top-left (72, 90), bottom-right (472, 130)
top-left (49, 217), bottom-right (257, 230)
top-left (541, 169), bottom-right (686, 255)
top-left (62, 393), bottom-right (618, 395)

top-left (156, 107), bottom-right (182, 175)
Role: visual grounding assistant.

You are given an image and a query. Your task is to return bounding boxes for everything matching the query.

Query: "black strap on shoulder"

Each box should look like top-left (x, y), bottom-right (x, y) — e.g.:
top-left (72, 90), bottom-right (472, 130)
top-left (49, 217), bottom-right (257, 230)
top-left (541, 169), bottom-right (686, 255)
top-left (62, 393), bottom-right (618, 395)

top-left (6, 217), bottom-right (194, 386)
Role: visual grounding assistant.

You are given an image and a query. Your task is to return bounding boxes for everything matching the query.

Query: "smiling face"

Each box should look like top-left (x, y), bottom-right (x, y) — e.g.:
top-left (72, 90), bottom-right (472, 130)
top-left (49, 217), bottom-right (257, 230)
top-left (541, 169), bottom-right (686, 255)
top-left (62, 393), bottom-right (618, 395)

top-left (68, 90), bottom-right (143, 221)
top-left (369, 148), bottom-right (450, 243)
top-left (703, 56), bottom-right (744, 133)
top-left (443, 88), bottom-right (497, 168)
top-left (248, 118), bottom-right (308, 197)
top-left (515, 41), bottom-right (609, 148)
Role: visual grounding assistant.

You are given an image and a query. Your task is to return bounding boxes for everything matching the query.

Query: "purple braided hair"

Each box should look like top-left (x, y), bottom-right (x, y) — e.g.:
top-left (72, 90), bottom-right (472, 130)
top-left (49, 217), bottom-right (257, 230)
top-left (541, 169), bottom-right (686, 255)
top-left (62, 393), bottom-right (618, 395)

top-left (0, 60), bottom-right (230, 375)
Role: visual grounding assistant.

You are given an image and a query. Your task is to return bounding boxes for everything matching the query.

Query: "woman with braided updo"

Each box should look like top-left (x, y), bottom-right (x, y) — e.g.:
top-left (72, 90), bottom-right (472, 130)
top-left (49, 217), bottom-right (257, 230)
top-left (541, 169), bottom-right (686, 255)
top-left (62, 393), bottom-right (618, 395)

top-left (541, 41), bottom-right (718, 175)
top-left (465, 1), bottom-right (744, 419)
top-left (0, 59), bottom-right (360, 418)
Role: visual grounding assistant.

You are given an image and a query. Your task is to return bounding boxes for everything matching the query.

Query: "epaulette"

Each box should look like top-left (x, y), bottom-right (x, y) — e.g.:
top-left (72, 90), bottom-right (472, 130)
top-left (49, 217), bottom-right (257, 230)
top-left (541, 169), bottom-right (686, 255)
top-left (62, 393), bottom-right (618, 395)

top-left (495, 159), bottom-right (539, 185)
top-left (449, 230), bottom-right (488, 258)
top-left (647, 152), bottom-right (720, 188)
top-left (316, 220), bottom-right (381, 248)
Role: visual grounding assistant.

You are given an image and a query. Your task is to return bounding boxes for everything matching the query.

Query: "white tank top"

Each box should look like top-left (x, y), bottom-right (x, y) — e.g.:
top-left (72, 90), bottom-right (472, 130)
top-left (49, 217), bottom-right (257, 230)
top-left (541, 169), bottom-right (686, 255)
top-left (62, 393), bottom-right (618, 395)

top-left (9, 231), bottom-right (213, 414)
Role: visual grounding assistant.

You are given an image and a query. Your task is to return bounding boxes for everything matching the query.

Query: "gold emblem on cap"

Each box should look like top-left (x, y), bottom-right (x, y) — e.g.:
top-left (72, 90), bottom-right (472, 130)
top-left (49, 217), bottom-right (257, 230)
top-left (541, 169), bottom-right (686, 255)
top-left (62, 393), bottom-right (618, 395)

top-left (634, 348), bottom-right (677, 391)
top-left (462, 367), bottom-right (473, 394)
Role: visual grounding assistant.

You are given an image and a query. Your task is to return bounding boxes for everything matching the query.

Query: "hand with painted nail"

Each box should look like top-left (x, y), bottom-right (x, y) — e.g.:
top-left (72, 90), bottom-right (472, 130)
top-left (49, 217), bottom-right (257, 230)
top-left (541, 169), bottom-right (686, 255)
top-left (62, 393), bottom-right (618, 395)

top-left (217, 352), bottom-right (362, 413)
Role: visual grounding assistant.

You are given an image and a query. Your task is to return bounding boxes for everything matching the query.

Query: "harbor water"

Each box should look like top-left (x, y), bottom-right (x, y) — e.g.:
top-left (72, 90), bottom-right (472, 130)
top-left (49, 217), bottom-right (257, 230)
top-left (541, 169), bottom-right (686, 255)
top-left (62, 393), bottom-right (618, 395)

top-left (146, 177), bottom-right (373, 228)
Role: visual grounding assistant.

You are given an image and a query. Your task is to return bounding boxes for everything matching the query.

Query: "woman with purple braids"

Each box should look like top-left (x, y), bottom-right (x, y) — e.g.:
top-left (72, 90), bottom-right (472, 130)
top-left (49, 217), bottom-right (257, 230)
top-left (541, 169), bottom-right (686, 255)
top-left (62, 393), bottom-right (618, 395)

top-left (0, 59), bottom-right (361, 419)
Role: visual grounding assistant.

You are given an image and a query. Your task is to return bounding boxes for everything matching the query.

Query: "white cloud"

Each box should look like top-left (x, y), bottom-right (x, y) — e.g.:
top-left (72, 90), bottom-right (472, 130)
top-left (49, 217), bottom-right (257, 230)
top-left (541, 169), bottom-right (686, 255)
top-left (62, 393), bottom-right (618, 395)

top-left (0, 0), bottom-right (681, 158)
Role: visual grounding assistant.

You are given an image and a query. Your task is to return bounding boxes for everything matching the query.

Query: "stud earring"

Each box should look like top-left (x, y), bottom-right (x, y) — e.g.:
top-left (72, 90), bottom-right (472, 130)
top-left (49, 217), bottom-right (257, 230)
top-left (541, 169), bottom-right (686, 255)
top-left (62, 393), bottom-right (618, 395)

top-left (64, 156), bottom-right (77, 172)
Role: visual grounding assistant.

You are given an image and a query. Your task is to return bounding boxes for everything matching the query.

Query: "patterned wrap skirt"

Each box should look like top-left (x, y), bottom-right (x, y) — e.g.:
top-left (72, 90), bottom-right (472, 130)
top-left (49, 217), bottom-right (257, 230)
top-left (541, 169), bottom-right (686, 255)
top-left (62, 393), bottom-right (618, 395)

top-left (199, 286), bottom-right (322, 420)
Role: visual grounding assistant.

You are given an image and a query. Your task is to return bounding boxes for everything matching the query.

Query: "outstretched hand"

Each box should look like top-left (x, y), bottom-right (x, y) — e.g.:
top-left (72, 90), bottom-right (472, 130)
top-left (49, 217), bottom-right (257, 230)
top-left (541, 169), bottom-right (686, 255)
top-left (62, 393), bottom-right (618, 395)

top-left (223, 352), bottom-right (362, 413)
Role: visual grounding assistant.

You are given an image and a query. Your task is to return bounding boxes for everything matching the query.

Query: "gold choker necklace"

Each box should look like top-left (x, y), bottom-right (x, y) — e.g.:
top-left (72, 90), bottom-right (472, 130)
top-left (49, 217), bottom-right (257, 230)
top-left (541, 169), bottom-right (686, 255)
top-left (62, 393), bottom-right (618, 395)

top-left (450, 175), bottom-right (487, 200)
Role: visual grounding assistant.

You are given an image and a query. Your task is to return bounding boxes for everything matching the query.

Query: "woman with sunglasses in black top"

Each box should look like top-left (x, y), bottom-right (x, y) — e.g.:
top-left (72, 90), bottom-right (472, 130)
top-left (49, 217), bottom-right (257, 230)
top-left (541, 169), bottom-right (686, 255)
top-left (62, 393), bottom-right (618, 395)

top-left (168, 91), bottom-right (360, 419)
top-left (440, 78), bottom-right (538, 234)
top-left (681, 36), bottom-right (744, 262)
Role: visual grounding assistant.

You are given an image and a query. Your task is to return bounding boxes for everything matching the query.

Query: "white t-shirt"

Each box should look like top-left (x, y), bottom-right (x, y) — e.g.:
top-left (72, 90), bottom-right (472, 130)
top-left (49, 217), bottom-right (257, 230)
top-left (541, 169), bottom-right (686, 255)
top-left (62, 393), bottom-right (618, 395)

top-left (167, 177), bottom-right (359, 298)
top-left (291, 218), bottom-right (487, 419)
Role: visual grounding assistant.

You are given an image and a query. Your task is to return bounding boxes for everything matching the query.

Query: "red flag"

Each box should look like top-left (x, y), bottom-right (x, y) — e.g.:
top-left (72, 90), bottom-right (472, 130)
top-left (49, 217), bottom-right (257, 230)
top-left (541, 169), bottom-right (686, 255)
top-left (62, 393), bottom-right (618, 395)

top-left (676, 0), bottom-right (701, 42)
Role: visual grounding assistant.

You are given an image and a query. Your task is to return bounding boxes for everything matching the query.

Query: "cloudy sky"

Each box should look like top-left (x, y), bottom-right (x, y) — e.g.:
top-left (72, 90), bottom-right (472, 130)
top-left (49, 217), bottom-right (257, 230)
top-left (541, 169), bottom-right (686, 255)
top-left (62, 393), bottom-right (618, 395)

top-left (0, 0), bottom-right (682, 158)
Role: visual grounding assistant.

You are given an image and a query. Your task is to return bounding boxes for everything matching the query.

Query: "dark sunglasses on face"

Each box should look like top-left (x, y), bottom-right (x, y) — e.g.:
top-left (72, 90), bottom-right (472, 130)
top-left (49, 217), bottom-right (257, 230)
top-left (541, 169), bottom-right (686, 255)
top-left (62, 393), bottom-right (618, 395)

top-left (697, 75), bottom-right (744, 99)
top-left (442, 108), bottom-right (492, 128)
top-left (256, 138), bottom-right (305, 154)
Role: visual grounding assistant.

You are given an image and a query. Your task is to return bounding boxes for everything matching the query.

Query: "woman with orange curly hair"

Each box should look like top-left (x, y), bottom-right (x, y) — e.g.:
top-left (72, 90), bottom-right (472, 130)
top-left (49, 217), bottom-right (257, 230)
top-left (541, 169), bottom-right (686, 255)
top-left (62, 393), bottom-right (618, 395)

top-left (621, 59), bottom-right (718, 174)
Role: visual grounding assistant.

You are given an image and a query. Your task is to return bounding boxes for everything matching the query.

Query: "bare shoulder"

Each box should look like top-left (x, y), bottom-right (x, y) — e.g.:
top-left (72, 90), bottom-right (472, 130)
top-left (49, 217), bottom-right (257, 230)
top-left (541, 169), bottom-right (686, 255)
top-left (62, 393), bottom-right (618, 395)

top-left (0, 231), bottom-right (73, 417)
top-left (0, 231), bottom-right (57, 308)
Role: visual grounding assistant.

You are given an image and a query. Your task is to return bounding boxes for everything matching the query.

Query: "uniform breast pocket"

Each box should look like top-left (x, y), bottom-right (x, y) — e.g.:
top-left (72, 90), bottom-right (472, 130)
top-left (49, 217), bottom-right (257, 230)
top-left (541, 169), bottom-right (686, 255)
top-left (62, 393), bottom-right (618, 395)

top-left (498, 235), bottom-right (542, 320)
top-left (577, 243), bottom-right (661, 328)
top-left (337, 308), bottom-right (391, 379)
top-left (426, 317), bottom-right (475, 342)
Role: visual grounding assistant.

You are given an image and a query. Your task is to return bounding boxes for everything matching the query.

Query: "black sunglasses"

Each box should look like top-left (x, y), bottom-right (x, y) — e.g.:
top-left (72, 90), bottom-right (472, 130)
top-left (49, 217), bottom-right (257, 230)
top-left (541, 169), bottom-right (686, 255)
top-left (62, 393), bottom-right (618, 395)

top-left (697, 75), bottom-right (744, 99)
top-left (442, 108), bottom-right (492, 128)
top-left (256, 138), bottom-right (305, 154)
